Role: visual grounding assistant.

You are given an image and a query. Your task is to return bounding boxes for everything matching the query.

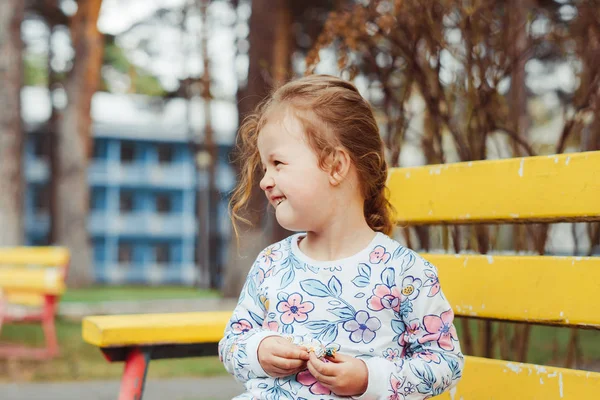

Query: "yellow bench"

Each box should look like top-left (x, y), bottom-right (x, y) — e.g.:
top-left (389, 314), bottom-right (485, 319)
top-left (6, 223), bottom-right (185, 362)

top-left (0, 246), bottom-right (69, 359)
top-left (83, 151), bottom-right (600, 399)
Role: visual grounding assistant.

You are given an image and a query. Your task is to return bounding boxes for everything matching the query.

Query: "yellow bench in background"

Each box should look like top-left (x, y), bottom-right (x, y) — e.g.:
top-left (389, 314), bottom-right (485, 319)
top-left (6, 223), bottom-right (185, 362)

top-left (0, 246), bottom-right (69, 360)
top-left (83, 151), bottom-right (600, 399)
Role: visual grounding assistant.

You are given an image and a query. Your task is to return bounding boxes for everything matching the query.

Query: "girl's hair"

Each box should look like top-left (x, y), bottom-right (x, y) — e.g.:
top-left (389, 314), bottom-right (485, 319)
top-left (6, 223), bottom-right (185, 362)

top-left (229, 74), bottom-right (394, 237)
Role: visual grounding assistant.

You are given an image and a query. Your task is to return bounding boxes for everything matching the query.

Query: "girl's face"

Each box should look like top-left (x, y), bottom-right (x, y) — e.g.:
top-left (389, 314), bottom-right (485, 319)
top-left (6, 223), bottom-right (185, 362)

top-left (257, 107), bottom-right (335, 232)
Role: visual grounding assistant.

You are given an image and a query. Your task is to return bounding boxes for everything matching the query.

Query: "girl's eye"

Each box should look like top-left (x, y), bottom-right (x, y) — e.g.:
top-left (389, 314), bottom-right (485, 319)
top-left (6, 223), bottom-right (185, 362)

top-left (274, 160), bottom-right (282, 167)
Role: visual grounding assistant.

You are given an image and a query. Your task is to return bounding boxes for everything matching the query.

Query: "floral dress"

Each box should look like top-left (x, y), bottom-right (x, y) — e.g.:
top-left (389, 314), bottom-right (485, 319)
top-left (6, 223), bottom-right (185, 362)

top-left (218, 232), bottom-right (464, 399)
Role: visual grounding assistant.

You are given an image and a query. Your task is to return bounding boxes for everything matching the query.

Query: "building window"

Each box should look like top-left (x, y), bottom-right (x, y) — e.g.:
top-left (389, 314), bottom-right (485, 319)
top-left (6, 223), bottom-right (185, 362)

top-left (156, 194), bottom-right (172, 213)
top-left (119, 191), bottom-right (134, 212)
top-left (92, 143), bottom-right (103, 159)
top-left (157, 144), bottom-right (173, 164)
top-left (33, 135), bottom-right (49, 160)
top-left (34, 185), bottom-right (50, 214)
top-left (120, 142), bottom-right (135, 163)
top-left (118, 243), bottom-right (133, 263)
top-left (154, 244), bottom-right (171, 263)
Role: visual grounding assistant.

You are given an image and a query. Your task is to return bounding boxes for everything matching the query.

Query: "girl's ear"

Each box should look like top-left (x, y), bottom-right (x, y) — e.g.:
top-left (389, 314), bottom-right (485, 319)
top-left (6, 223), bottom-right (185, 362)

top-left (329, 147), bottom-right (352, 186)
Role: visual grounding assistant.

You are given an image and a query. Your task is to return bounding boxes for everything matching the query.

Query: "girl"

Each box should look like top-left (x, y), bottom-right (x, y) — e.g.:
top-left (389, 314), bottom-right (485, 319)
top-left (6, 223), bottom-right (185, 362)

top-left (219, 75), bottom-right (463, 400)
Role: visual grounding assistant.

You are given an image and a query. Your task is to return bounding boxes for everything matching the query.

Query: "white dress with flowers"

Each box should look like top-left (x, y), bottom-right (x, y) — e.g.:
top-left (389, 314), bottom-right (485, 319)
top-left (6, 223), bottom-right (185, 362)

top-left (218, 232), bottom-right (464, 400)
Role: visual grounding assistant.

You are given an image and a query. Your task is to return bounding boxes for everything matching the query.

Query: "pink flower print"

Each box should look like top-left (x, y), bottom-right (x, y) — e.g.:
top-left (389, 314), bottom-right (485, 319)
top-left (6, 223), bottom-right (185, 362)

top-left (413, 350), bottom-right (441, 364)
top-left (388, 374), bottom-right (406, 400)
top-left (257, 267), bottom-right (274, 285)
top-left (262, 320), bottom-right (279, 332)
top-left (418, 309), bottom-right (458, 351)
top-left (400, 276), bottom-right (422, 301)
top-left (368, 284), bottom-right (402, 312)
top-left (423, 269), bottom-right (441, 297)
top-left (369, 245), bottom-right (391, 264)
top-left (400, 320), bottom-right (421, 346)
top-left (259, 244), bottom-right (282, 268)
top-left (383, 348), bottom-right (402, 362)
top-left (276, 293), bottom-right (314, 325)
top-left (297, 370), bottom-right (331, 395)
top-left (231, 319), bottom-right (252, 334)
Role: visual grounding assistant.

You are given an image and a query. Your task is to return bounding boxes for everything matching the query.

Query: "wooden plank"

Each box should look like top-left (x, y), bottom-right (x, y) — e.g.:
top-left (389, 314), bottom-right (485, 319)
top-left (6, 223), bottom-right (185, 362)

top-left (82, 311), bottom-right (232, 347)
top-left (0, 246), bottom-right (69, 267)
top-left (424, 254), bottom-right (600, 328)
top-left (0, 268), bottom-right (66, 294)
top-left (388, 151), bottom-right (600, 225)
top-left (438, 356), bottom-right (600, 400)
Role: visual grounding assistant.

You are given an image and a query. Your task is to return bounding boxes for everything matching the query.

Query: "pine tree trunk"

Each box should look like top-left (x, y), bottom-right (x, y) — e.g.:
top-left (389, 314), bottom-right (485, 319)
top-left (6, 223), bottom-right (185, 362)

top-left (0, 0), bottom-right (25, 247)
top-left (56, 0), bottom-right (104, 287)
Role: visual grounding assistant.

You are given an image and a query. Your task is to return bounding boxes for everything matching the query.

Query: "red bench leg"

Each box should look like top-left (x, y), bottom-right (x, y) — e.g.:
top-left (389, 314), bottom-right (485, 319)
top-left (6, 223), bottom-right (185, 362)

top-left (42, 295), bottom-right (59, 358)
top-left (119, 347), bottom-right (151, 400)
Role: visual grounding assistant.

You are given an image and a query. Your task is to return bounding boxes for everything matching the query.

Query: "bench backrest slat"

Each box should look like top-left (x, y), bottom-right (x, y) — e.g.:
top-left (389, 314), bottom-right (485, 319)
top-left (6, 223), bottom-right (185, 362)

top-left (388, 151), bottom-right (600, 225)
top-left (0, 247), bottom-right (70, 267)
top-left (436, 356), bottom-right (600, 400)
top-left (424, 254), bottom-right (600, 328)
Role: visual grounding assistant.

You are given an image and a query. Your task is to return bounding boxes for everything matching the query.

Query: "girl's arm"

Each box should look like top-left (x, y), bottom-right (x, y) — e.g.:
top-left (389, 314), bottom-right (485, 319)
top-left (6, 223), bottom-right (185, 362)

top-left (218, 253), bottom-right (282, 383)
top-left (357, 254), bottom-right (464, 400)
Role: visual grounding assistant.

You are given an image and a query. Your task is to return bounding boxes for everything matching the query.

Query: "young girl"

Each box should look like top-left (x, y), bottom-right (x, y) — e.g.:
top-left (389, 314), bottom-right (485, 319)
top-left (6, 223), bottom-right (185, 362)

top-left (219, 75), bottom-right (463, 400)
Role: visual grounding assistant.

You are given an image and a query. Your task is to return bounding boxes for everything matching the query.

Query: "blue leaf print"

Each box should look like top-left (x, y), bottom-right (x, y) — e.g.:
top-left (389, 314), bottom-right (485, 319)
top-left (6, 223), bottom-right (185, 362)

top-left (328, 300), bottom-right (342, 306)
top-left (328, 307), bottom-right (355, 320)
top-left (394, 246), bottom-right (416, 274)
top-left (282, 324), bottom-right (294, 334)
top-left (248, 311), bottom-right (264, 326)
top-left (392, 245), bottom-right (409, 260)
top-left (305, 320), bottom-right (331, 331)
top-left (320, 324), bottom-right (338, 343)
top-left (328, 276), bottom-right (342, 297)
top-left (352, 263), bottom-right (371, 288)
top-left (354, 292), bottom-right (366, 298)
top-left (391, 318), bottom-right (405, 334)
top-left (280, 268), bottom-right (295, 289)
top-left (277, 291), bottom-right (289, 302)
top-left (358, 263), bottom-right (371, 278)
top-left (352, 276), bottom-right (370, 287)
top-left (258, 384), bottom-right (268, 389)
top-left (300, 279), bottom-right (331, 297)
top-left (382, 267), bottom-right (395, 287)
top-left (399, 299), bottom-right (413, 317)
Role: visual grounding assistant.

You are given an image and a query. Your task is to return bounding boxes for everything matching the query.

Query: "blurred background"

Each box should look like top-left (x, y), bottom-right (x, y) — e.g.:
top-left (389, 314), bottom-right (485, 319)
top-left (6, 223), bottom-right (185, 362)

top-left (0, 0), bottom-right (599, 398)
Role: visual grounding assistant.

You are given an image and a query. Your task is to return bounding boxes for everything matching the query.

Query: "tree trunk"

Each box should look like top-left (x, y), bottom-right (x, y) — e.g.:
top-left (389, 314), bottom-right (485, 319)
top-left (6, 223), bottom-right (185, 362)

top-left (0, 0), bottom-right (25, 246)
top-left (223, 0), bottom-right (292, 298)
top-left (56, 0), bottom-right (104, 287)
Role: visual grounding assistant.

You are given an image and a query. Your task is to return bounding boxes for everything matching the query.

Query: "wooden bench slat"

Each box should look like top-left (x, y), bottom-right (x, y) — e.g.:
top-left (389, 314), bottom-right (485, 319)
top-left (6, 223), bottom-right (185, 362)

top-left (0, 268), bottom-right (66, 294)
top-left (0, 246), bottom-right (70, 266)
top-left (437, 356), bottom-right (600, 400)
top-left (425, 254), bottom-right (600, 328)
top-left (388, 151), bottom-right (600, 225)
top-left (82, 311), bottom-right (232, 347)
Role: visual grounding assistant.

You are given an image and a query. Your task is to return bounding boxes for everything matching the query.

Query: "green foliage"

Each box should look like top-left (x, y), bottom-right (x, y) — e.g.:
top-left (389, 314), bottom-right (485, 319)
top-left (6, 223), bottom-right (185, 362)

top-left (102, 41), bottom-right (166, 96)
top-left (24, 54), bottom-right (48, 87)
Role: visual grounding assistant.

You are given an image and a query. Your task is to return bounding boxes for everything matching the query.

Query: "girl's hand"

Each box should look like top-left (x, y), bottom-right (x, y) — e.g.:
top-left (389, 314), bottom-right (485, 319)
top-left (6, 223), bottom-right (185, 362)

top-left (307, 352), bottom-right (369, 397)
top-left (257, 336), bottom-right (310, 377)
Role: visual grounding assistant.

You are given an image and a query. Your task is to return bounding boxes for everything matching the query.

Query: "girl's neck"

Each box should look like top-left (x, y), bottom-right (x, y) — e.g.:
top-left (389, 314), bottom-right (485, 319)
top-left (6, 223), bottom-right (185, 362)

top-left (298, 208), bottom-right (376, 262)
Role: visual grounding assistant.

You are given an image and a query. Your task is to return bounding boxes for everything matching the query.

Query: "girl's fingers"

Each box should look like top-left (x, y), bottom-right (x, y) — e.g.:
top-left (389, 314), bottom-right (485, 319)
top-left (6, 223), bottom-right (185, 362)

top-left (307, 355), bottom-right (335, 385)
top-left (308, 352), bottom-right (336, 377)
top-left (271, 355), bottom-right (306, 371)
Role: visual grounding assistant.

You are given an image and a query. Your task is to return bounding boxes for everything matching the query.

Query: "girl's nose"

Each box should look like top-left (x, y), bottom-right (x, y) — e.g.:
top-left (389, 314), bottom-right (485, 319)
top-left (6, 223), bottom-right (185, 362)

top-left (259, 173), bottom-right (274, 191)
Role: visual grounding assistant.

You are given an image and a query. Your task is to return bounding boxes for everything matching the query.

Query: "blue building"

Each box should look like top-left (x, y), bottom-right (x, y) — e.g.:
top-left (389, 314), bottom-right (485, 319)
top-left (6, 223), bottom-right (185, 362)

top-left (22, 87), bottom-right (237, 286)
